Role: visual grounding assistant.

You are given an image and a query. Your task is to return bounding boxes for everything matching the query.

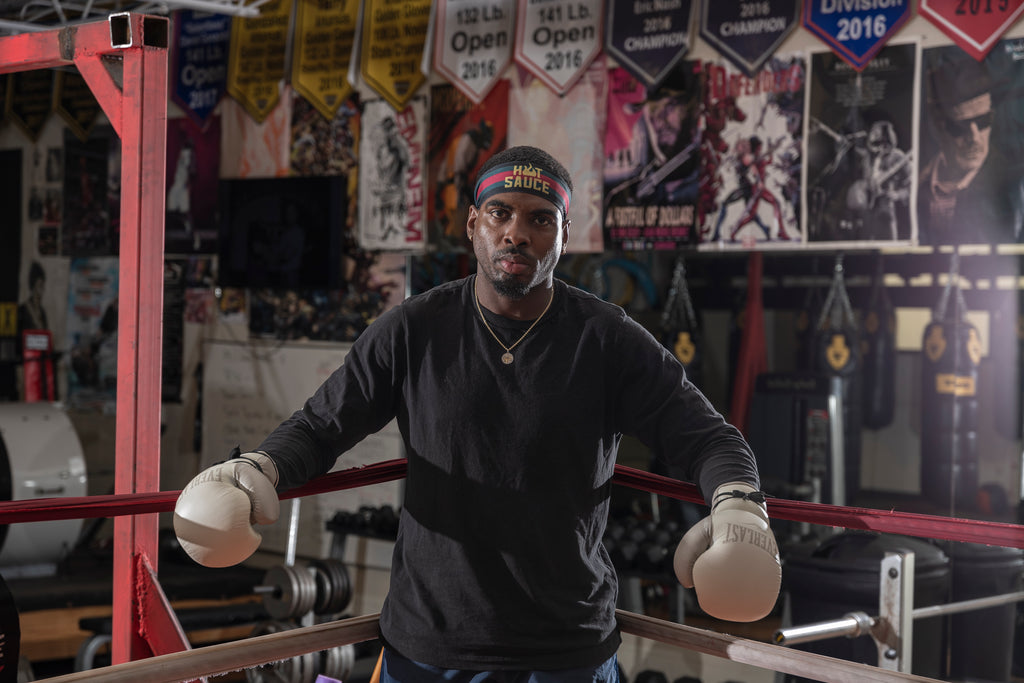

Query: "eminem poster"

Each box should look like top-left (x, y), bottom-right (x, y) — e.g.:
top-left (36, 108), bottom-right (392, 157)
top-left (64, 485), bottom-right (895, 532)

top-left (803, 42), bottom-right (918, 246)
top-left (603, 62), bottom-right (702, 251)
top-left (918, 40), bottom-right (1024, 246)
top-left (697, 54), bottom-right (806, 247)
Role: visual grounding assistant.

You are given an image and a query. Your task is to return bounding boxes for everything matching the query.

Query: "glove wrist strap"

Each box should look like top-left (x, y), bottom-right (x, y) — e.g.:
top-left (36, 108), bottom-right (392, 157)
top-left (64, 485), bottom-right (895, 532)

top-left (712, 488), bottom-right (768, 511)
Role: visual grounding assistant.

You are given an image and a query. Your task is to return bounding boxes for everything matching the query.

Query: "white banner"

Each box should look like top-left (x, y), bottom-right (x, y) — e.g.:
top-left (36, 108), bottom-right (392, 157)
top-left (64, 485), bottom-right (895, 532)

top-left (514, 0), bottom-right (603, 95)
top-left (435, 0), bottom-right (517, 104)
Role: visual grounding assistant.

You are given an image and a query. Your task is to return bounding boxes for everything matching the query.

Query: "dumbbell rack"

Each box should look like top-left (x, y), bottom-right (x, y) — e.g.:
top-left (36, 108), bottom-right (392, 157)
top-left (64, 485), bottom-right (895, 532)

top-left (246, 499), bottom-right (364, 683)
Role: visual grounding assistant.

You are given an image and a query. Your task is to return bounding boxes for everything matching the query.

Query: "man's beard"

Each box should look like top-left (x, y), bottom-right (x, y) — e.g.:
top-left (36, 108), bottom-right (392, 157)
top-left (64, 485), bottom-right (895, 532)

top-left (489, 272), bottom-right (530, 300)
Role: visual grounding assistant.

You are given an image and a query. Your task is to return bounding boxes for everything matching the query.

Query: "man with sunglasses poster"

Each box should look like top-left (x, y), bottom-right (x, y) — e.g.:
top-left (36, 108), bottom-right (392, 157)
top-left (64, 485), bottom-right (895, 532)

top-left (918, 48), bottom-right (1024, 245)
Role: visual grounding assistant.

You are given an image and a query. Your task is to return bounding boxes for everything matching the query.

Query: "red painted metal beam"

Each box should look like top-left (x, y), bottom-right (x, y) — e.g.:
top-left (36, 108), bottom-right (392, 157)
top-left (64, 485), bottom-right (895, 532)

top-left (0, 11), bottom-right (176, 666)
top-left (137, 555), bottom-right (196, 673)
top-left (110, 12), bottom-right (170, 666)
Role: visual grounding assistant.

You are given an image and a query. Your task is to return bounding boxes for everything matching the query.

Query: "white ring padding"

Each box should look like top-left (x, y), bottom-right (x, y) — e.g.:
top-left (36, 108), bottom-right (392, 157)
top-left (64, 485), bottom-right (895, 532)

top-left (40, 612), bottom-right (381, 683)
top-left (616, 610), bottom-right (942, 683)
top-left (41, 609), bottom-right (945, 683)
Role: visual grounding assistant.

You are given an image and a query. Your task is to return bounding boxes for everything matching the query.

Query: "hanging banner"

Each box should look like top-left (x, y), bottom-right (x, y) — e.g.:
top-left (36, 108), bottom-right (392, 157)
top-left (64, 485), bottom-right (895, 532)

top-left (803, 42), bottom-right (918, 246)
top-left (428, 81), bottom-right (508, 252)
top-left (509, 57), bottom-right (608, 252)
top-left (699, 0), bottom-right (800, 77)
top-left (605, 0), bottom-right (693, 89)
top-left (171, 10), bottom-right (231, 129)
top-left (6, 70), bottom-right (53, 142)
top-left (358, 97), bottom-right (428, 250)
top-left (603, 63), bottom-right (701, 250)
top-left (514, 0), bottom-right (603, 95)
top-left (227, 0), bottom-right (292, 124)
top-left (919, 0), bottom-right (1024, 62)
top-left (918, 40), bottom-right (1024, 245)
top-left (293, 0), bottom-right (358, 121)
top-left (697, 54), bottom-right (806, 247)
top-left (54, 70), bottom-right (102, 142)
top-left (360, 0), bottom-right (432, 111)
top-left (434, 0), bottom-right (516, 105)
top-left (802, 0), bottom-right (912, 70)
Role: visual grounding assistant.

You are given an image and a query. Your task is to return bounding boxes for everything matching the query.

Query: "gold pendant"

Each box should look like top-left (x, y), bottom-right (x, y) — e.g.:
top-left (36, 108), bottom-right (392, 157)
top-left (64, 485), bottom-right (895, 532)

top-left (501, 352), bottom-right (514, 365)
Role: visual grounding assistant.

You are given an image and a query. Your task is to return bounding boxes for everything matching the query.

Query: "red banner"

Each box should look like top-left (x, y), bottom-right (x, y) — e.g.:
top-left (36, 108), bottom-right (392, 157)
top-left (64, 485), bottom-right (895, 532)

top-left (919, 0), bottom-right (1024, 61)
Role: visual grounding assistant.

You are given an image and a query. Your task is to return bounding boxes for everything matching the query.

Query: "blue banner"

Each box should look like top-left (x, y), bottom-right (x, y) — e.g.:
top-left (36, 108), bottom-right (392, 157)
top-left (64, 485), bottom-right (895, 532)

top-left (803, 0), bottom-right (911, 70)
top-left (171, 10), bottom-right (231, 128)
top-left (605, 0), bottom-right (694, 89)
top-left (699, 0), bottom-right (799, 77)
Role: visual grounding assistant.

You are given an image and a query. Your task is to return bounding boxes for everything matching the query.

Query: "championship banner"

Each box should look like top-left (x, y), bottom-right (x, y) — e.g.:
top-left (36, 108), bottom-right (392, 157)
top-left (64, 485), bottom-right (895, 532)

top-left (293, 0), bottom-right (358, 121)
top-left (802, 0), bottom-right (911, 70)
top-left (919, 0), bottom-right (1024, 61)
top-left (697, 55), bottom-right (805, 247)
top-left (54, 70), bottom-right (102, 143)
top-left (360, 0), bottom-right (432, 111)
top-left (918, 39), bottom-right (1024, 245)
top-left (358, 97), bottom-right (428, 250)
top-left (699, 0), bottom-right (800, 77)
top-left (434, 0), bottom-right (516, 105)
top-left (171, 10), bottom-right (230, 129)
top-left (509, 57), bottom-right (608, 252)
top-left (514, 0), bottom-right (604, 95)
top-left (803, 42), bottom-right (918, 245)
top-left (605, 0), bottom-right (694, 89)
top-left (5, 70), bottom-right (52, 143)
top-left (603, 63), bottom-right (701, 250)
top-left (226, 0), bottom-right (293, 124)
top-left (428, 81), bottom-right (508, 252)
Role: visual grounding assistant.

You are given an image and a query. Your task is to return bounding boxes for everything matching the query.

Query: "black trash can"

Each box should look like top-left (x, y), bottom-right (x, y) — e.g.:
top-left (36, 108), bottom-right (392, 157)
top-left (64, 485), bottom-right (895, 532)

top-left (947, 542), bottom-right (1024, 682)
top-left (782, 531), bottom-right (950, 681)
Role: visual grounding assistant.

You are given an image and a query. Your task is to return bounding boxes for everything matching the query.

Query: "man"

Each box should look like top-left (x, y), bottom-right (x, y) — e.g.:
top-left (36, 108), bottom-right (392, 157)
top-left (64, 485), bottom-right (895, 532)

top-left (919, 54), bottom-right (1024, 245)
top-left (174, 146), bottom-right (780, 681)
top-left (848, 120), bottom-right (911, 241)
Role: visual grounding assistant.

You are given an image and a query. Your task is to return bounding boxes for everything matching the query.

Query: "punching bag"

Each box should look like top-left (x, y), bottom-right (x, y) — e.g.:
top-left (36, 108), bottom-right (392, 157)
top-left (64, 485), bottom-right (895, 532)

top-left (920, 253), bottom-right (980, 511)
top-left (861, 254), bottom-right (896, 429)
top-left (794, 259), bottom-right (824, 372)
top-left (660, 255), bottom-right (703, 389)
top-left (812, 254), bottom-right (862, 504)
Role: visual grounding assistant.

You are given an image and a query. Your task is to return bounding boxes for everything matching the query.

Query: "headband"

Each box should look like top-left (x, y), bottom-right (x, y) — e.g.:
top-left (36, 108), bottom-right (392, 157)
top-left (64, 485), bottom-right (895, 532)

top-left (474, 163), bottom-right (571, 217)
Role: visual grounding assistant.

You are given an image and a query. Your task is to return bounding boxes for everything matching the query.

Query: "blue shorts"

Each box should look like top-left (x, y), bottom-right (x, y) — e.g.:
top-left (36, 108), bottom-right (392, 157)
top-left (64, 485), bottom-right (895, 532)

top-left (379, 648), bottom-right (620, 683)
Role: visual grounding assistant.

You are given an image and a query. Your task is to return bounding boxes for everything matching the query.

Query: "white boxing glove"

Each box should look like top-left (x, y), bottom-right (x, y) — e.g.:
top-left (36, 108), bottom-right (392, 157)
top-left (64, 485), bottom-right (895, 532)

top-left (673, 482), bottom-right (781, 622)
top-left (173, 451), bottom-right (280, 568)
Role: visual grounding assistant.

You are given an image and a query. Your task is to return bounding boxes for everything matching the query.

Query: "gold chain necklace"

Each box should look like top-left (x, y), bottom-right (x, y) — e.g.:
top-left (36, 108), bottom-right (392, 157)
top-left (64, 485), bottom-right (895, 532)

top-left (474, 281), bottom-right (554, 365)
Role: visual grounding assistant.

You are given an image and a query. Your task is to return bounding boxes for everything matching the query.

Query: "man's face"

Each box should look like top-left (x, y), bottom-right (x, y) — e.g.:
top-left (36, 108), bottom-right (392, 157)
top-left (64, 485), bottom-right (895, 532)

top-left (467, 191), bottom-right (567, 300)
top-left (940, 92), bottom-right (993, 174)
top-left (648, 96), bottom-right (686, 151)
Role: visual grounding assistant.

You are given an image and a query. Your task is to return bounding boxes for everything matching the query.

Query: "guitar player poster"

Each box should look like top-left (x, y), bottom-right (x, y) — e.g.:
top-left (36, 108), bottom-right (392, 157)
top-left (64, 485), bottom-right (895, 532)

top-left (603, 63), bottom-right (702, 251)
top-left (803, 42), bottom-right (918, 246)
top-left (697, 54), bottom-right (806, 247)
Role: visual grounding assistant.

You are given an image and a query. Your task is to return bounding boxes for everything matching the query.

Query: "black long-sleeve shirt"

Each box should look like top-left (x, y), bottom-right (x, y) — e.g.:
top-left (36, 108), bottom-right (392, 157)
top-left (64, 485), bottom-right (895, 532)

top-left (258, 276), bottom-right (758, 670)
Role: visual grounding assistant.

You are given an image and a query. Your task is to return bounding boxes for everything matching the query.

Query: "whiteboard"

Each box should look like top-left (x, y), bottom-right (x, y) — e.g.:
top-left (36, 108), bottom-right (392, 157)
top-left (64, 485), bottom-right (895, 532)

top-left (201, 338), bottom-right (403, 559)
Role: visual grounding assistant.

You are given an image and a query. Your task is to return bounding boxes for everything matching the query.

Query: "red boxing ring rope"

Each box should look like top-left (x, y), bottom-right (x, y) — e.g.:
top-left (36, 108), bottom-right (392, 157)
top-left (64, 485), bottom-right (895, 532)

top-left (0, 459), bottom-right (1019, 549)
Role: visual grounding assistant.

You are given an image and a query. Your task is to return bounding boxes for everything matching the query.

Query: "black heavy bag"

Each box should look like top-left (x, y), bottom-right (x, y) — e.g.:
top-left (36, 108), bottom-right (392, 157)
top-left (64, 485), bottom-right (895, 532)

top-left (811, 254), bottom-right (862, 504)
top-left (861, 254), bottom-right (896, 429)
top-left (920, 252), bottom-right (980, 510)
top-left (660, 255), bottom-right (703, 389)
top-left (794, 259), bottom-right (825, 372)
top-left (991, 292), bottom-right (1022, 440)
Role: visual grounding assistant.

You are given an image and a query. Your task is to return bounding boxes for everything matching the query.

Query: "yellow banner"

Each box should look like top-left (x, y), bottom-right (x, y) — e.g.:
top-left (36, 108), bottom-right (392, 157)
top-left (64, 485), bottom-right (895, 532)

top-left (360, 0), bottom-right (431, 111)
top-left (293, 0), bottom-right (358, 121)
top-left (0, 303), bottom-right (15, 337)
top-left (227, 0), bottom-right (293, 124)
top-left (54, 70), bottom-right (102, 142)
top-left (6, 70), bottom-right (52, 143)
